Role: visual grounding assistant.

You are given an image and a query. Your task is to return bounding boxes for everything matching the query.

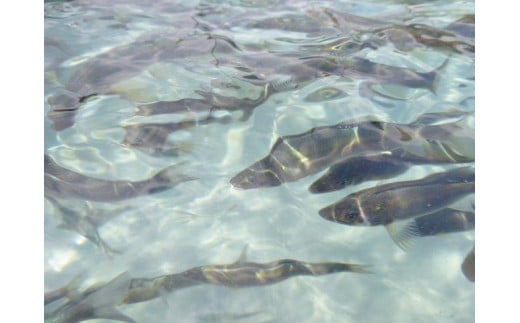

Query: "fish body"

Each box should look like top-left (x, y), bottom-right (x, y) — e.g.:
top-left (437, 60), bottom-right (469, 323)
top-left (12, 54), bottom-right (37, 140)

top-left (44, 154), bottom-right (196, 202)
top-left (45, 272), bottom-right (135, 323)
top-left (319, 166), bottom-right (475, 226)
top-left (231, 112), bottom-right (472, 189)
top-left (310, 132), bottom-right (474, 194)
top-left (122, 249), bottom-right (370, 304)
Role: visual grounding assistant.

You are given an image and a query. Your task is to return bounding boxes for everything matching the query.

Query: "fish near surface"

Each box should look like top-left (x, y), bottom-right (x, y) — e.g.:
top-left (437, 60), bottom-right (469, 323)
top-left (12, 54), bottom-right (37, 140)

top-left (122, 247), bottom-right (371, 304)
top-left (46, 197), bottom-right (130, 255)
top-left (318, 166), bottom-right (475, 226)
top-left (44, 154), bottom-right (196, 202)
top-left (230, 111), bottom-right (472, 190)
top-left (45, 272), bottom-right (135, 323)
top-left (230, 120), bottom-right (395, 189)
top-left (46, 29), bottom-right (242, 131)
top-left (309, 135), bottom-right (474, 193)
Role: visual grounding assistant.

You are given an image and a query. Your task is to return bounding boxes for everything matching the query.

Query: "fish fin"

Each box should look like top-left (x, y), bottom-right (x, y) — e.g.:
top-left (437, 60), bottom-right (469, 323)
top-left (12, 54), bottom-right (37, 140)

top-left (234, 245), bottom-right (249, 264)
top-left (158, 286), bottom-right (170, 307)
top-left (385, 220), bottom-right (421, 251)
top-left (66, 272), bottom-right (134, 322)
top-left (430, 54), bottom-right (452, 95)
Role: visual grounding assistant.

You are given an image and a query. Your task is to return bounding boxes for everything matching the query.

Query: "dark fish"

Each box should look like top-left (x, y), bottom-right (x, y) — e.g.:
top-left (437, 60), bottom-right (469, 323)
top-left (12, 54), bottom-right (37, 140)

top-left (121, 113), bottom-right (234, 155)
top-left (304, 87), bottom-right (347, 102)
top-left (318, 166), bottom-right (475, 226)
top-left (47, 30), bottom-right (241, 131)
top-left (44, 154), bottom-right (196, 202)
top-left (461, 246), bottom-right (475, 282)
top-left (373, 15), bottom-right (474, 56)
top-left (309, 153), bottom-right (411, 193)
top-left (134, 84), bottom-right (270, 122)
top-left (45, 272), bottom-right (135, 323)
top-left (309, 133), bottom-right (474, 194)
top-left (342, 56), bottom-right (447, 93)
top-left (230, 111), bottom-right (472, 189)
top-left (122, 247), bottom-right (370, 304)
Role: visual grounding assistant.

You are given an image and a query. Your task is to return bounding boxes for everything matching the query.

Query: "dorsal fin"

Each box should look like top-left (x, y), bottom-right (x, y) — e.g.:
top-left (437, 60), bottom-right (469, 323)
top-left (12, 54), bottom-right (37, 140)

top-left (234, 245), bottom-right (249, 264)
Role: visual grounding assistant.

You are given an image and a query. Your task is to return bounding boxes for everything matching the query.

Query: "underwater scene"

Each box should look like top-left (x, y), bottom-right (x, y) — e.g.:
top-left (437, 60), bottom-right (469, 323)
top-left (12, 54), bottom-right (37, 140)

top-left (44, 0), bottom-right (475, 322)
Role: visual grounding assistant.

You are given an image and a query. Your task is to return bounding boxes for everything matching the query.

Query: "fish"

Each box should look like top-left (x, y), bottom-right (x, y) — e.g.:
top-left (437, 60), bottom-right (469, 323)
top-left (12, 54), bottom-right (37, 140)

top-left (45, 272), bottom-right (135, 323)
top-left (309, 153), bottom-right (412, 194)
top-left (44, 154), bottom-right (196, 202)
top-left (309, 133), bottom-right (474, 194)
top-left (46, 29), bottom-right (242, 131)
top-left (230, 111), bottom-right (472, 189)
top-left (46, 197), bottom-right (130, 255)
top-left (461, 246), bottom-right (475, 282)
top-left (134, 83), bottom-right (271, 122)
top-left (318, 166), bottom-right (475, 226)
top-left (122, 247), bottom-right (371, 304)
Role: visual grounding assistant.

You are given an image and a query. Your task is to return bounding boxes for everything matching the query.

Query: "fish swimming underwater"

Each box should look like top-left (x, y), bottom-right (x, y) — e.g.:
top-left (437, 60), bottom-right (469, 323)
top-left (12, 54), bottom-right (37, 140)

top-left (230, 111), bottom-right (472, 190)
top-left (318, 166), bottom-right (475, 227)
top-left (309, 134), bottom-right (474, 194)
top-left (46, 27), bottom-right (242, 131)
top-left (122, 247), bottom-right (371, 304)
top-left (46, 197), bottom-right (130, 255)
top-left (44, 154), bottom-right (196, 202)
top-left (45, 272), bottom-right (135, 323)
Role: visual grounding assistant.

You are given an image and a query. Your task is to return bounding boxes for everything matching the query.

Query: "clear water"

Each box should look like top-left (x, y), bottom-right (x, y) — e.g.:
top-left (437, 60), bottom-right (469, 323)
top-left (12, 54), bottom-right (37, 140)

top-left (44, 0), bottom-right (475, 322)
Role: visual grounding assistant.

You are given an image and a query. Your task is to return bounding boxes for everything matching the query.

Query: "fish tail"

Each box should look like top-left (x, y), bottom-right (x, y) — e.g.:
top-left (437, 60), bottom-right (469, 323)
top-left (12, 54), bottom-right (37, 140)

top-left (83, 272), bottom-right (136, 322)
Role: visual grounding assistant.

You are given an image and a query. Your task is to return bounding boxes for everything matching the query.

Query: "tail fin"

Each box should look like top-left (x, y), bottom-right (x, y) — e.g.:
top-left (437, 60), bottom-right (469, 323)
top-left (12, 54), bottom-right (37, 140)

top-left (78, 272), bottom-right (136, 322)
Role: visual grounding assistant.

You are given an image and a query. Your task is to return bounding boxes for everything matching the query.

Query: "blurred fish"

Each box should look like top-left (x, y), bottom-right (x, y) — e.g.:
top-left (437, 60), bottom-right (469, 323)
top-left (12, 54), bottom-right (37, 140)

top-left (231, 111), bottom-right (472, 189)
top-left (45, 272), bottom-right (135, 323)
top-left (46, 29), bottom-right (241, 131)
top-left (46, 197), bottom-right (130, 255)
top-left (45, 154), bottom-right (196, 202)
top-left (45, 275), bottom-right (84, 306)
top-left (318, 166), bottom-right (474, 226)
top-left (135, 83), bottom-right (270, 122)
top-left (461, 246), bottom-right (475, 282)
top-left (122, 247), bottom-right (370, 304)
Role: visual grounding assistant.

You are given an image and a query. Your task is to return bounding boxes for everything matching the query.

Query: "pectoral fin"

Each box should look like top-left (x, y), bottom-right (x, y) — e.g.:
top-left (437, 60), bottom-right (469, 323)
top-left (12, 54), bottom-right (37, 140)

top-left (385, 220), bottom-right (421, 251)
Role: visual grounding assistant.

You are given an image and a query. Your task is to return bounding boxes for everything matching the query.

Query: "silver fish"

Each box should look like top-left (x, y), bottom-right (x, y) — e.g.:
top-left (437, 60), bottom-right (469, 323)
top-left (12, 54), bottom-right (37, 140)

top-left (122, 247), bottom-right (370, 304)
top-left (231, 111), bottom-right (472, 190)
top-left (318, 166), bottom-right (475, 226)
top-left (45, 154), bottom-right (196, 202)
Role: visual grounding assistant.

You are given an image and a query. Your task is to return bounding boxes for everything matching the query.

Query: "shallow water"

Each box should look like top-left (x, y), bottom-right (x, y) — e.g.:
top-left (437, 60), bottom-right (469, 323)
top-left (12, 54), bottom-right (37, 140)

top-left (44, 0), bottom-right (475, 322)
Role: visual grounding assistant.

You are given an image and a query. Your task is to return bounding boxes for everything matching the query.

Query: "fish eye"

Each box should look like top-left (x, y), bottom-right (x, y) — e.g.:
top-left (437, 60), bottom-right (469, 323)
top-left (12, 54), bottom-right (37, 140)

top-left (347, 210), bottom-right (359, 219)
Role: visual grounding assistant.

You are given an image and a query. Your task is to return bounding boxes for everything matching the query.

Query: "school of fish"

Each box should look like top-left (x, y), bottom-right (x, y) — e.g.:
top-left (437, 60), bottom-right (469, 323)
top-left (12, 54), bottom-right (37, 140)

top-left (45, 0), bottom-right (475, 322)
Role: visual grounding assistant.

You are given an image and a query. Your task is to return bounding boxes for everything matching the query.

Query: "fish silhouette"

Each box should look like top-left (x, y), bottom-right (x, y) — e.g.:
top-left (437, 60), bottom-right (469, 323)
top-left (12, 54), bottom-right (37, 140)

top-left (45, 154), bottom-right (196, 202)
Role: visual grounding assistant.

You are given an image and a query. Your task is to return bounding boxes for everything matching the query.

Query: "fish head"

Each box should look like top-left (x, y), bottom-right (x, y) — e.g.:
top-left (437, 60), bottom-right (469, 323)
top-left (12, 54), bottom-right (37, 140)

top-left (319, 197), bottom-right (366, 226)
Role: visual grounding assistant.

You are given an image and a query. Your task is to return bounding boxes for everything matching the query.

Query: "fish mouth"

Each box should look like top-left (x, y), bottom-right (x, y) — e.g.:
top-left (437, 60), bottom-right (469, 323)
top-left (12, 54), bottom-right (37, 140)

top-left (318, 206), bottom-right (336, 222)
